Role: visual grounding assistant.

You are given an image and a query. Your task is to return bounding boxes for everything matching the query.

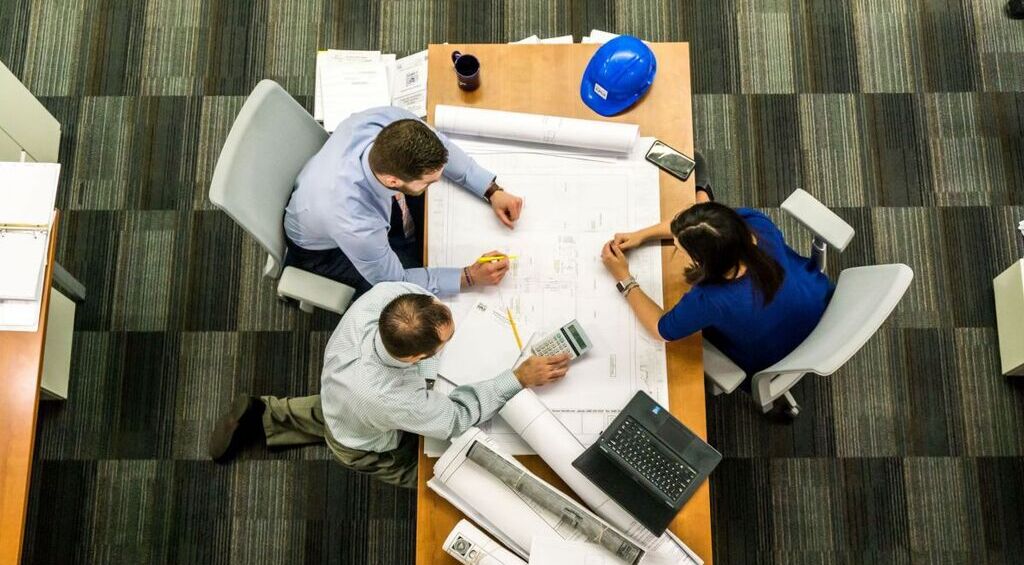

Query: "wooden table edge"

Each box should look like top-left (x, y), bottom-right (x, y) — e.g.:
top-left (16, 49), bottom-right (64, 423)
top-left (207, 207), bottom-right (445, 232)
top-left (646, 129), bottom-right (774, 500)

top-left (0, 210), bottom-right (59, 564)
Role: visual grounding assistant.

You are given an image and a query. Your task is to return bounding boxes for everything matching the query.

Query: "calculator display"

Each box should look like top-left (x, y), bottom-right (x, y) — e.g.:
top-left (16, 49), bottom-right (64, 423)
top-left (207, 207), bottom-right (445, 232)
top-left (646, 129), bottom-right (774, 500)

top-left (567, 325), bottom-right (585, 347)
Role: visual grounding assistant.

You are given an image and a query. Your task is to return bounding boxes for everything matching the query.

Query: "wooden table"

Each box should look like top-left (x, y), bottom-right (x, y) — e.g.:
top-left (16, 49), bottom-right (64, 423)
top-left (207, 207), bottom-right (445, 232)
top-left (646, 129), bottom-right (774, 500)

top-left (417, 43), bottom-right (710, 564)
top-left (0, 212), bottom-right (59, 564)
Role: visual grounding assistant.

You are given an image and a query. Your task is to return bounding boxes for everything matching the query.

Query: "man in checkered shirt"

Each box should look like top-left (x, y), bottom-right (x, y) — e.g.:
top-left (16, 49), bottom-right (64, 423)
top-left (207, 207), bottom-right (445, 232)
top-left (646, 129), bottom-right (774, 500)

top-left (208, 281), bottom-right (569, 488)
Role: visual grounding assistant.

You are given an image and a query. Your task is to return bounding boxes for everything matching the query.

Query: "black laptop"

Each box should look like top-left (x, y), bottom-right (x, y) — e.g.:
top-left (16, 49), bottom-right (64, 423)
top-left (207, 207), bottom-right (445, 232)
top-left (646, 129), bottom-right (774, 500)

top-left (572, 391), bottom-right (722, 536)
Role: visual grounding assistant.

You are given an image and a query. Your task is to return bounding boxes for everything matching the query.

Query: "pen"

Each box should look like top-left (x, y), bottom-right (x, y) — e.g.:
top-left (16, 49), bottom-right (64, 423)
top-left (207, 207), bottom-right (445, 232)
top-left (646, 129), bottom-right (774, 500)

top-left (506, 308), bottom-right (523, 350)
top-left (477, 255), bottom-right (518, 263)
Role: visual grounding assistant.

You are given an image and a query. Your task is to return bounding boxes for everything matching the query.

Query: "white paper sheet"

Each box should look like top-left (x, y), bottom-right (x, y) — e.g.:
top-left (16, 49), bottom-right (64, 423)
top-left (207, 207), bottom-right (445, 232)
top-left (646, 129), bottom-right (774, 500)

top-left (434, 106), bottom-right (640, 154)
top-left (320, 61), bottom-right (391, 132)
top-left (0, 162), bottom-right (60, 226)
top-left (585, 29), bottom-right (621, 44)
top-left (511, 35), bottom-right (540, 44)
top-left (315, 50), bottom-right (383, 122)
top-left (445, 519), bottom-right (528, 565)
top-left (439, 301), bottom-right (527, 385)
top-left (391, 49), bottom-right (428, 117)
top-left (513, 35), bottom-right (574, 44)
top-left (0, 232), bottom-right (47, 300)
top-left (529, 538), bottom-right (618, 565)
top-left (431, 429), bottom-right (630, 561)
top-left (539, 35), bottom-right (574, 44)
top-left (427, 135), bottom-right (668, 453)
top-left (0, 297), bottom-right (42, 332)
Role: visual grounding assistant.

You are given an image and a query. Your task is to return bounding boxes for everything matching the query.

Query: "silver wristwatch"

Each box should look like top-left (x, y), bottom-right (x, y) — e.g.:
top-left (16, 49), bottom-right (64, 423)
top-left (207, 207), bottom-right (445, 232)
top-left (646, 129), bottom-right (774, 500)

top-left (615, 276), bottom-right (638, 295)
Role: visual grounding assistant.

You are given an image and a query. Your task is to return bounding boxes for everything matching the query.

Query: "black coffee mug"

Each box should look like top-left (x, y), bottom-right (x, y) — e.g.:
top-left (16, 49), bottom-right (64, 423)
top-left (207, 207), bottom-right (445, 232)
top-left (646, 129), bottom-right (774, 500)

top-left (451, 51), bottom-right (481, 91)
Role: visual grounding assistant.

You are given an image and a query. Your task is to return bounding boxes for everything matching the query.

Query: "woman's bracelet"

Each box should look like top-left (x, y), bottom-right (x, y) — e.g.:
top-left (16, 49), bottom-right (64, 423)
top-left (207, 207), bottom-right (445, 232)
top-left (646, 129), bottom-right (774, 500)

top-left (463, 266), bottom-right (474, 287)
top-left (622, 282), bottom-right (640, 297)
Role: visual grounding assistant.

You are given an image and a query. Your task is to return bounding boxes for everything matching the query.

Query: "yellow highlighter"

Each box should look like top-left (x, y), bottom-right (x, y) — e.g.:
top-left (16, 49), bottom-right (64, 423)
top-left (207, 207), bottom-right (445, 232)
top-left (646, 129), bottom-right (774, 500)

top-left (477, 255), bottom-right (518, 263)
top-left (506, 308), bottom-right (523, 350)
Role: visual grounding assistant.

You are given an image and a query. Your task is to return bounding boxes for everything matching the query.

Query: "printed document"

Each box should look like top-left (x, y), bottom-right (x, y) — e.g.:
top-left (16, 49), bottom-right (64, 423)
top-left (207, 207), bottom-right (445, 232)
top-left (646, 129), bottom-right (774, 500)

top-left (315, 48), bottom-right (429, 129)
top-left (391, 50), bottom-right (428, 118)
top-left (320, 61), bottom-right (391, 132)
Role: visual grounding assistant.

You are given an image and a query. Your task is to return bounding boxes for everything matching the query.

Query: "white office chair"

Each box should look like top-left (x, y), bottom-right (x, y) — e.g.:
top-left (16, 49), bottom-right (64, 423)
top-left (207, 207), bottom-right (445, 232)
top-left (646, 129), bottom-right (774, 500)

top-left (209, 79), bottom-right (355, 314)
top-left (703, 189), bottom-right (913, 416)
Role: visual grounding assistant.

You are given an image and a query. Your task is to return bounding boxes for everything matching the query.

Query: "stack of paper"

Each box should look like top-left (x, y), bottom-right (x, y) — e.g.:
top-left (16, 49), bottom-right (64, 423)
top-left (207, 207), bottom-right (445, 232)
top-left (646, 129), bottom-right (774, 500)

top-left (581, 29), bottom-right (621, 44)
top-left (0, 162), bottom-right (60, 332)
top-left (511, 35), bottom-right (574, 44)
top-left (314, 49), bottom-right (428, 132)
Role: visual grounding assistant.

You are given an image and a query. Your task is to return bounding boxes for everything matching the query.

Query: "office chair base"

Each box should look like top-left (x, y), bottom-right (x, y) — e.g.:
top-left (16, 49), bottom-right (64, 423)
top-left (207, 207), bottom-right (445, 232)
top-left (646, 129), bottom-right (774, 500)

top-left (780, 392), bottom-right (800, 418)
top-left (762, 392), bottom-right (800, 418)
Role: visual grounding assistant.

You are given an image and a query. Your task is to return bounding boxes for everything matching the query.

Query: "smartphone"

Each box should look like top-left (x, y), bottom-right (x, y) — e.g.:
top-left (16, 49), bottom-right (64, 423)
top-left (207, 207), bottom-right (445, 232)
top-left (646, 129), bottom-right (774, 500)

top-left (645, 140), bottom-right (696, 181)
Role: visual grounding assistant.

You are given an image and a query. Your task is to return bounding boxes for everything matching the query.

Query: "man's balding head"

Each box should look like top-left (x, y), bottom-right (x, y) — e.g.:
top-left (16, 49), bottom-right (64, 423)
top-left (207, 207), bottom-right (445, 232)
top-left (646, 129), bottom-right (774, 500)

top-left (378, 294), bottom-right (454, 359)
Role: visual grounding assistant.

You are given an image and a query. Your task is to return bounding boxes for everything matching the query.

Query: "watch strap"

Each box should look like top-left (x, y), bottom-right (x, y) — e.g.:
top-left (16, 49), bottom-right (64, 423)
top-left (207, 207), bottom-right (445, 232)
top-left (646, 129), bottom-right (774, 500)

top-left (615, 276), bottom-right (637, 294)
top-left (484, 183), bottom-right (503, 202)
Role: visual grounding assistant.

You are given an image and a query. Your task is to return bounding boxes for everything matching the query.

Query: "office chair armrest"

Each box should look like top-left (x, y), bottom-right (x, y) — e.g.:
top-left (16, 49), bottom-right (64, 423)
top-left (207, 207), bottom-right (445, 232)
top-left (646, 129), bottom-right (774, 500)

top-left (277, 267), bottom-right (356, 315)
top-left (703, 341), bottom-right (747, 394)
top-left (781, 189), bottom-right (854, 252)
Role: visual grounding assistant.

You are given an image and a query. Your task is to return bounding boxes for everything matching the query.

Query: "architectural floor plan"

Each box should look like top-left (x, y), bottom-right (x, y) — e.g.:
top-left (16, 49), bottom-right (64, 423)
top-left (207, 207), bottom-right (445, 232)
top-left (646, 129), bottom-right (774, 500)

top-left (427, 126), bottom-right (668, 454)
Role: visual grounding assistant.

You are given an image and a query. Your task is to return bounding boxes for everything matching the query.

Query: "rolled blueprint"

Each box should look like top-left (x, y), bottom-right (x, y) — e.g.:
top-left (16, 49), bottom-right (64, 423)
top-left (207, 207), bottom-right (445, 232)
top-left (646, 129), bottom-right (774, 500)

top-left (466, 441), bottom-right (644, 564)
top-left (498, 389), bottom-right (703, 565)
top-left (431, 429), bottom-right (634, 561)
top-left (434, 105), bottom-right (640, 153)
top-left (443, 519), bottom-right (527, 565)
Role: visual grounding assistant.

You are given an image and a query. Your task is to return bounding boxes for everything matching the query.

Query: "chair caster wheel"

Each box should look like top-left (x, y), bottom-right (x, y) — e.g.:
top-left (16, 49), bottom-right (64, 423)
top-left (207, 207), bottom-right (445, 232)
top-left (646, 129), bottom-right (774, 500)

top-left (786, 405), bottom-right (800, 418)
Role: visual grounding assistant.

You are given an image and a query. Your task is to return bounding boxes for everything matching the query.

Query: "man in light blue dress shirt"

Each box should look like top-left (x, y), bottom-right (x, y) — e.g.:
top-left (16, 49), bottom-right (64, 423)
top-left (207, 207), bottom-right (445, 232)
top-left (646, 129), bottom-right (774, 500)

top-left (283, 106), bottom-right (525, 297)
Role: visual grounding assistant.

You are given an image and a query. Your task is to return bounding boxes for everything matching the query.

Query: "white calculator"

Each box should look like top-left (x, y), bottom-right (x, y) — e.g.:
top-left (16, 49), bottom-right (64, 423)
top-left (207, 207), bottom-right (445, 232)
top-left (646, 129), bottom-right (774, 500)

top-left (531, 320), bottom-right (593, 360)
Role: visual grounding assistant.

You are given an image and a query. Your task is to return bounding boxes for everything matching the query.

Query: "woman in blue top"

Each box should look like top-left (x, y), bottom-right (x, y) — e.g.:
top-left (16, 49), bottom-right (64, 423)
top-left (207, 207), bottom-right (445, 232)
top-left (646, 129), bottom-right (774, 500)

top-left (600, 163), bottom-right (833, 393)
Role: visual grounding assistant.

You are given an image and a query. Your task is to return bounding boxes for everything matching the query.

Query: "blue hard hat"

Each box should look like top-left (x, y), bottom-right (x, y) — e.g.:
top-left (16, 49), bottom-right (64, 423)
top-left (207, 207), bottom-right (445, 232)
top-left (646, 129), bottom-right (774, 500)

top-left (580, 35), bottom-right (657, 117)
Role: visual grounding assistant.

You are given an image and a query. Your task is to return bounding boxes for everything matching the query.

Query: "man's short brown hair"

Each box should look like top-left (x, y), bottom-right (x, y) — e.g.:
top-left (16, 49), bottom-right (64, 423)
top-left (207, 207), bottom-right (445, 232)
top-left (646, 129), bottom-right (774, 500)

top-left (368, 119), bottom-right (449, 181)
top-left (378, 293), bottom-right (453, 358)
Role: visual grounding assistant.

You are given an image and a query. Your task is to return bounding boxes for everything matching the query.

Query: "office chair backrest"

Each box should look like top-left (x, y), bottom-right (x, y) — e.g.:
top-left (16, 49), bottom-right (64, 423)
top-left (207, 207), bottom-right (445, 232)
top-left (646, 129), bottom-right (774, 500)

top-left (760, 263), bottom-right (913, 378)
top-left (209, 79), bottom-right (328, 279)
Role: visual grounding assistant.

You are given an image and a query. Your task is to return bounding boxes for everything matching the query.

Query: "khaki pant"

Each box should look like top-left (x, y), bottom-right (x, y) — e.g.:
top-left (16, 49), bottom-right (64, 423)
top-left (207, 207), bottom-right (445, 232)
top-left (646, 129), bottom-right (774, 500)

top-left (260, 394), bottom-right (419, 489)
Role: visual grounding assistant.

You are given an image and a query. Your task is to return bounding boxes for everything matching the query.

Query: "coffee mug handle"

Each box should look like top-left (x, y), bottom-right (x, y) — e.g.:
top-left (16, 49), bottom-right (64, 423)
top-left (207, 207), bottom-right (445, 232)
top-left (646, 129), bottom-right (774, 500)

top-left (451, 51), bottom-right (462, 64)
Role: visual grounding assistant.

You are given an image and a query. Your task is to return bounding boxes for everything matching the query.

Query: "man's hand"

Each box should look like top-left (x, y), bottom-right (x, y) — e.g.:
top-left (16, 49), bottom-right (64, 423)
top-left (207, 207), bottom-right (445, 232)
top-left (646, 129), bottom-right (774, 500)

top-left (514, 353), bottom-right (571, 388)
top-left (601, 241), bottom-right (631, 281)
top-left (463, 250), bottom-right (510, 288)
top-left (489, 189), bottom-right (523, 229)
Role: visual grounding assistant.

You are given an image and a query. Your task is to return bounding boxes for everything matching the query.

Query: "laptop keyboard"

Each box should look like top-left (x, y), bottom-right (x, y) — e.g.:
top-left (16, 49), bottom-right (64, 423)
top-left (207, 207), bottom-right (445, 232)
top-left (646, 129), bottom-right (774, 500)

top-left (602, 417), bottom-right (698, 503)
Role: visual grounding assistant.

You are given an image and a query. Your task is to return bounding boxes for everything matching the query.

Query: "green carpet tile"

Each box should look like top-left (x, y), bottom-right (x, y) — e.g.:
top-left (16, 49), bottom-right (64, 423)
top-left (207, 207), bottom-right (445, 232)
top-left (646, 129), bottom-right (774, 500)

top-left (3, 0), bottom-right (1024, 563)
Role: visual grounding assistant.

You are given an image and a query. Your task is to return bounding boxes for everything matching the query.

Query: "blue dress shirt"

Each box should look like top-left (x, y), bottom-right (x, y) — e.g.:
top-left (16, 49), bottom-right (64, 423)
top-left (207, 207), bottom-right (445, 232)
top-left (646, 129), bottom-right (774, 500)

top-left (657, 209), bottom-right (834, 376)
top-left (284, 106), bottom-right (496, 296)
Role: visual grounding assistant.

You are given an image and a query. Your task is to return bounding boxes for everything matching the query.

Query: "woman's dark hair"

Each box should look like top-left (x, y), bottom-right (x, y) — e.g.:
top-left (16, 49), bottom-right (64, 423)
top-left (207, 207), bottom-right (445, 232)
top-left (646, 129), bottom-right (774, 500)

top-left (670, 202), bottom-right (784, 304)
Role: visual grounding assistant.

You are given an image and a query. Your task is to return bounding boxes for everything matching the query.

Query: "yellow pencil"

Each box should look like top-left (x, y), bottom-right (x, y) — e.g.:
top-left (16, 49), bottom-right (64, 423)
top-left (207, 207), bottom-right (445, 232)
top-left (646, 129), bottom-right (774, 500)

top-left (477, 255), bottom-right (518, 263)
top-left (506, 308), bottom-right (523, 350)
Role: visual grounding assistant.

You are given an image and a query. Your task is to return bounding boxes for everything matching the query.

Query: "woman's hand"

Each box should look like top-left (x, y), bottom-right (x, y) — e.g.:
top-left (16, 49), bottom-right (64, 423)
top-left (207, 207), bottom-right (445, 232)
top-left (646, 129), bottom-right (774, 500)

top-left (612, 230), bottom-right (646, 251)
top-left (601, 241), bottom-right (631, 280)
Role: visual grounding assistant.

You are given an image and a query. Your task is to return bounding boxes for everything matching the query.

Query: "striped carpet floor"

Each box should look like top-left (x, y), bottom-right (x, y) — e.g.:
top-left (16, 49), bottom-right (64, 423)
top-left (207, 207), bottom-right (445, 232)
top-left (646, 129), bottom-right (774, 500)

top-left (3, 0), bottom-right (1023, 564)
